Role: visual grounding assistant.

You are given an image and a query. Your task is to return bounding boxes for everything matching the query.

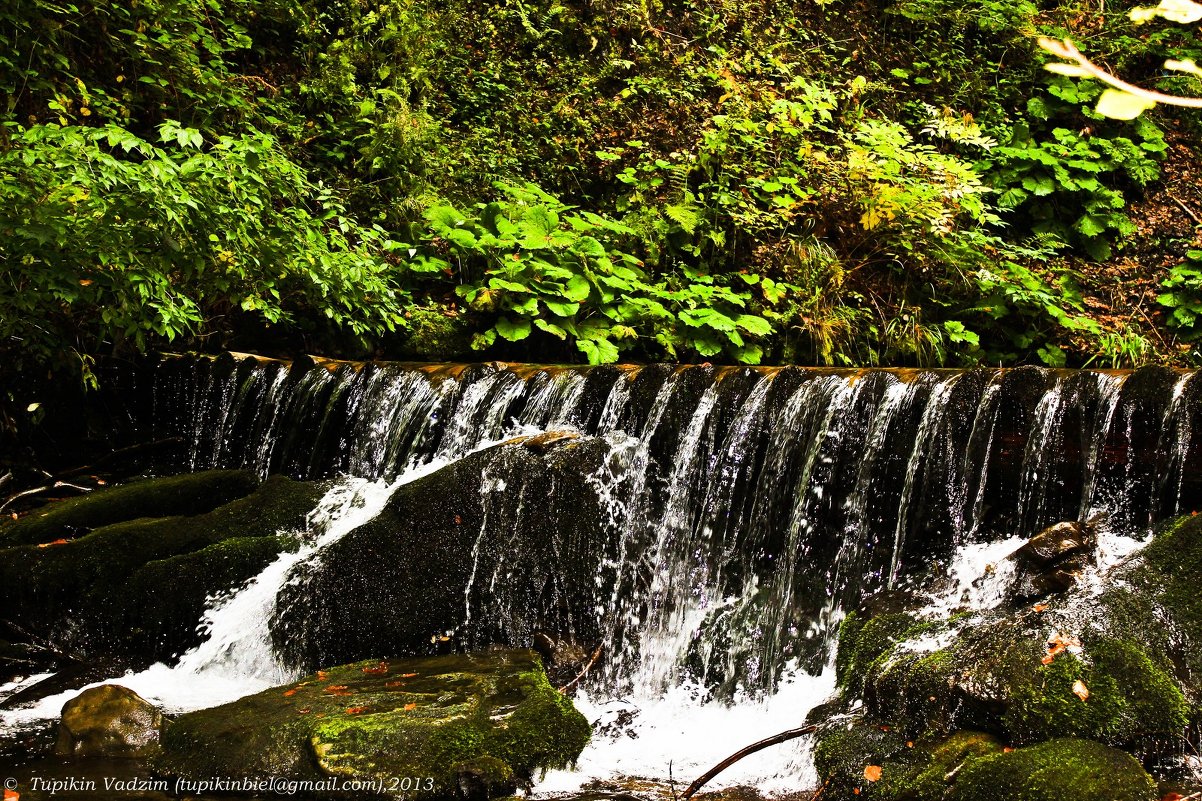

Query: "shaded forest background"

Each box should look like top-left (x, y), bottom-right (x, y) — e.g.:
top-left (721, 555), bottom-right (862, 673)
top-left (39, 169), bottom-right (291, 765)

top-left (4, 0), bottom-right (1202, 389)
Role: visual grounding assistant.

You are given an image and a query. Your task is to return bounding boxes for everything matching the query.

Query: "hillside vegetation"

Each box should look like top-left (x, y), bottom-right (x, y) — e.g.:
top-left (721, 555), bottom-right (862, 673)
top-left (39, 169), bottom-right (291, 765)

top-left (3, 0), bottom-right (1202, 382)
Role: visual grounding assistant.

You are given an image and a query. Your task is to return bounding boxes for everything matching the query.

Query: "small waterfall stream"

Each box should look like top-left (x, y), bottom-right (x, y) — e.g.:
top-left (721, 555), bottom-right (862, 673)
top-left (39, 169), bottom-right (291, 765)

top-left (5, 357), bottom-right (1201, 791)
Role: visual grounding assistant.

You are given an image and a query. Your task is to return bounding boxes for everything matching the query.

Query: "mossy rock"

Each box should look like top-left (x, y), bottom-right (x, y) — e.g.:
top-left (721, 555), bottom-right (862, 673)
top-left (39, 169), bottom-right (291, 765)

top-left (0, 473), bottom-right (325, 661)
top-left (157, 649), bottom-right (590, 800)
top-left (55, 684), bottom-right (162, 758)
top-left (400, 304), bottom-right (476, 361)
top-left (952, 738), bottom-right (1157, 801)
top-left (0, 469), bottom-right (258, 547)
top-left (813, 718), bottom-right (919, 800)
top-left (1104, 513), bottom-right (1202, 702)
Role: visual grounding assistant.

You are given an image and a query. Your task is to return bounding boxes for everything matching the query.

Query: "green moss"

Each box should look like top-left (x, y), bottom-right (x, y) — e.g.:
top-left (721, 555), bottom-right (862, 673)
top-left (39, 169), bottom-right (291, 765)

top-left (952, 738), bottom-right (1157, 801)
top-left (401, 304), bottom-right (475, 361)
top-left (836, 612), bottom-right (934, 696)
top-left (0, 470), bottom-right (259, 547)
top-left (876, 731), bottom-right (1003, 801)
top-left (813, 719), bottom-right (918, 800)
top-left (159, 650), bottom-right (589, 800)
top-left (1004, 639), bottom-right (1189, 747)
top-left (0, 474), bottom-right (324, 658)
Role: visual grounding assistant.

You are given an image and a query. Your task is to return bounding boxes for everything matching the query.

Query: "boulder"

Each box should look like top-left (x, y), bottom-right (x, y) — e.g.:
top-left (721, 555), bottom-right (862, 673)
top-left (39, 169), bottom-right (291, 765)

top-left (271, 434), bottom-right (616, 671)
top-left (814, 726), bottom-right (1156, 801)
top-left (156, 649), bottom-right (590, 800)
top-left (1007, 520), bottom-right (1096, 600)
top-left (55, 684), bottom-right (162, 758)
top-left (0, 473), bottom-right (327, 663)
top-left (815, 512), bottom-right (1202, 799)
top-left (0, 469), bottom-right (259, 547)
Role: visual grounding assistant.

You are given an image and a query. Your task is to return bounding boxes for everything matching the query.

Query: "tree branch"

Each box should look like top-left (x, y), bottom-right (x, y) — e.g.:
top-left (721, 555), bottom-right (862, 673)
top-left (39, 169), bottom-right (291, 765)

top-left (1039, 37), bottom-right (1202, 109)
top-left (679, 724), bottom-right (819, 800)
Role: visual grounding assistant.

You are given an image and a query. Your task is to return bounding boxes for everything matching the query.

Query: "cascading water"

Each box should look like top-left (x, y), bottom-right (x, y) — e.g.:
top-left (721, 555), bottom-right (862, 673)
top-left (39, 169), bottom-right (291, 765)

top-left (6, 356), bottom-right (1201, 792)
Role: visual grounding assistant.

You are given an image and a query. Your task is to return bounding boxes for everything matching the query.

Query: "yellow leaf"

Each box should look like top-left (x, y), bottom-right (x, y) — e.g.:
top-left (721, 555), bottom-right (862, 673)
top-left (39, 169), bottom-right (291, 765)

top-left (1073, 679), bottom-right (1090, 700)
top-left (1095, 89), bottom-right (1156, 120)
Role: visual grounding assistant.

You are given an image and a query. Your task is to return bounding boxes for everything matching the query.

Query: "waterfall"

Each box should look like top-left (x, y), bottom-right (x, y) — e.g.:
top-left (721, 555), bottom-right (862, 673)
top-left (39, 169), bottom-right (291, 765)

top-left (7, 356), bottom-right (1200, 791)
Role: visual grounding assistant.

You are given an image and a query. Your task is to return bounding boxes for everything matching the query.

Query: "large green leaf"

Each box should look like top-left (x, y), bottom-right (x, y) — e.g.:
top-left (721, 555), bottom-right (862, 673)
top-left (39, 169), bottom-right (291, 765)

top-left (495, 315), bottom-right (532, 341)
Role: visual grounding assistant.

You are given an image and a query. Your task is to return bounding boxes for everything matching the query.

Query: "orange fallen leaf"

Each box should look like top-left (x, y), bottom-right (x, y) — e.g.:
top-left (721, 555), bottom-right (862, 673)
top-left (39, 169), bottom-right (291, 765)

top-left (864, 765), bottom-right (882, 782)
top-left (906, 741), bottom-right (914, 748)
top-left (346, 706), bottom-right (369, 714)
top-left (283, 688), bottom-right (299, 697)
top-left (317, 670), bottom-right (329, 680)
top-left (323, 684), bottom-right (353, 697)
top-left (1072, 679), bottom-right (1090, 700)
top-left (853, 789), bottom-right (861, 796)
top-left (5, 789), bottom-right (20, 801)
top-left (1003, 747), bottom-right (1014, 753)
top-left (879, 725), bottom-right (890, 732)
top-left (1032, 603), bottom-right (1048, 613)
top-left (401, 672), bottom-right (418, 678)
top-left (385, 680), bottom-right (407, 688)
top-left (363, 662), bottom-right (389, 676)
top-left (79, 279), bottom-right (93, 286)
top-left (1042, 632), bottom-right (1082, 664)
top-left (1160, 793), bottom-right (1186, 801)
top-left (404, 702), bottom-right (417, 711)
top-left (37, 538), bottom-right (69, 548)
top-left (454, 514), bottom-right (463, 525)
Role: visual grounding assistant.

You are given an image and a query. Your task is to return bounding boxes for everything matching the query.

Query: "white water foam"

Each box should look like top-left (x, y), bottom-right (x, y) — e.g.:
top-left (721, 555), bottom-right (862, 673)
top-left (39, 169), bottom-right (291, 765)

top-left (538, 663), bottom-right (839, 795)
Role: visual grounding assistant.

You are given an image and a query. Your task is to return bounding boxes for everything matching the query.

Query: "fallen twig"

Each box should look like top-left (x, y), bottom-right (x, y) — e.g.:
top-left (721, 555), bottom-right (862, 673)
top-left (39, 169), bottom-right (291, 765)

top-left (680, 724), bottom-right (819, 800)
top-left (1167, 193), bottom-right (1202, 227)
top-left (0, 480), bottom-right (94, 514)
top-left (557, 643), bottom-right (604, 695)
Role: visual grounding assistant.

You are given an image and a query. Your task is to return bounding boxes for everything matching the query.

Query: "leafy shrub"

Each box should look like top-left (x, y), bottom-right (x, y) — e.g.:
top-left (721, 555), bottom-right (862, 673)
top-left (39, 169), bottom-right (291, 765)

top-left (411, 182), bottom-right (776, 364)
top-left (0, 122), bottom-right (407, 381)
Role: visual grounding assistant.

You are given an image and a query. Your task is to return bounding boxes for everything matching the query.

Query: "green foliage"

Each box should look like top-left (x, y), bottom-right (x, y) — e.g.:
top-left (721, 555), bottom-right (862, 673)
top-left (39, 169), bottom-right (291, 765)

top-left (419, 182), bottom-right (775, 364)
top-left (1158, 249), bottom-right (1202, 337)
top-left (2, 0), bottom-right (1199, 375)
top-left (0, 122), bottom-right (406, 381)
top-left (980, 103), bottom-right (1166, 260)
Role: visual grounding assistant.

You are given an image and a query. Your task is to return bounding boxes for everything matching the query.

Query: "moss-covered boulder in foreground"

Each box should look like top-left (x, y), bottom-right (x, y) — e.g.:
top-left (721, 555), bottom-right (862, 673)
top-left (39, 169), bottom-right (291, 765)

top-left (814, 512), bottom-right (1202, 800)
top-left (815, 723), bottom-right (1156, 801)
top-left (157, 649), bottom-right (590, 800)
top-left (0, 472), bottom-right (326, 662)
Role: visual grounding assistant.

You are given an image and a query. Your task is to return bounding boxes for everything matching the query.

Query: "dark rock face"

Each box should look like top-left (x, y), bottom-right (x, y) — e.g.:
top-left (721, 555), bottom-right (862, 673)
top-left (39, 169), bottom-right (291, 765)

top-left (156, 649), bottom-right (590, 801)
top-left (1007, 520), bottom-right (1097, 600)
top-left (55, 684), bottom-right (162, 758)
top-left (271, 434), bottom-right (615, 672)
top-left (0, 472), bottom-right (327, 664)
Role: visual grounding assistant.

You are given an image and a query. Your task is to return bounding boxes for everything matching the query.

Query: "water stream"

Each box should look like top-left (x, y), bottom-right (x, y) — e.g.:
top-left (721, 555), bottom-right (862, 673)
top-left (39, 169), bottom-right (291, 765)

top-left (4, 358), bottom-right (1200, 792)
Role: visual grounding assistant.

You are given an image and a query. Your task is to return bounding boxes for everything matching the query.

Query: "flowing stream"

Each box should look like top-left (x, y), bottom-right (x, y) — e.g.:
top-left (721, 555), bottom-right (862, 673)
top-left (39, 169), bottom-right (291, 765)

top-left (5, 358), bottom-right (1201, 792)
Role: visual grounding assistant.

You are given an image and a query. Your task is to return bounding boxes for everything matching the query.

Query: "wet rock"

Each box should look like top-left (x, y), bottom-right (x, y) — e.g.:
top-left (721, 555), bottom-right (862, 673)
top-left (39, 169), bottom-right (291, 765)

top-left (1007, 520), bottom-right (1096, 600)
top-left (0, 473), bottom-right (326, 663)
top-left (953, 738), bottom-right (1156, 801)
top-left (156, 649), bottom-right (590, 800)
top-left (271, 435), bottom-right (616, 671)
top-left (0, 469), bottom-right (259, 547)
top-left (815, 726), bottom-right (1156, 801)
top-left (818, 512), bottom-right (1202, 798)
top-left (532, 631), bottom-right (590, 687)
top-left (55, 684), bottom-right (162, 759)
